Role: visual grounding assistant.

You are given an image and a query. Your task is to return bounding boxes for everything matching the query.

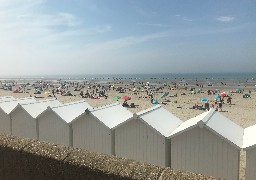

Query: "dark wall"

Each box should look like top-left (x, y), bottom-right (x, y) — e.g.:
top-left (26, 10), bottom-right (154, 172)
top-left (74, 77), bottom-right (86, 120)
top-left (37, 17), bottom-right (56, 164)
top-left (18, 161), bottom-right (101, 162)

top-left (0, 134), bottom-right (219, 180)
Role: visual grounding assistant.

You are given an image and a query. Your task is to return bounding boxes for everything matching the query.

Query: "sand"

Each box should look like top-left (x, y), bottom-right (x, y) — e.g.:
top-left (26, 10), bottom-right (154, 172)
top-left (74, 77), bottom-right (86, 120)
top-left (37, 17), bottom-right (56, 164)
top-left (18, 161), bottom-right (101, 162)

top-left (0, 78), bottom-right (255, 128)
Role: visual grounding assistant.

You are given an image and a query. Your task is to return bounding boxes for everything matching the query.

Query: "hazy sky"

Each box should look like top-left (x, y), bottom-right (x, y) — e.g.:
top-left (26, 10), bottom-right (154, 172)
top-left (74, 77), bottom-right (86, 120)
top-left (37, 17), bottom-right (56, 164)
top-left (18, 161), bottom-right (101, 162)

top-left (0, 0), bottom-right (255, 76)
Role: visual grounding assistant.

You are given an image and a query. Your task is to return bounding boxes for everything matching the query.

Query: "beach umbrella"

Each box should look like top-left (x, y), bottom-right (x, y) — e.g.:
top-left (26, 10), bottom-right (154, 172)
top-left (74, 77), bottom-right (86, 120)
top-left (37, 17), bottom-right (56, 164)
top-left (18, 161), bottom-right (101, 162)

top-left (215, 94), bottom-right (220, 99)
top-left (152, 99), bottom-right (159, 104)
top-left (161, 92), bottom-right (169, 98)
top-left (45, 91), bottom-right (51, 95)
top-left (201, 97), bottom-right (208, 102)
top-left (221, 92), bottom-right (227, 97)
top-left (121, 96), bottom-right (131, 100)
top-left (191, 90), bottom-right (196, 94)
top-left (114, 96), bottom-right (121, 101)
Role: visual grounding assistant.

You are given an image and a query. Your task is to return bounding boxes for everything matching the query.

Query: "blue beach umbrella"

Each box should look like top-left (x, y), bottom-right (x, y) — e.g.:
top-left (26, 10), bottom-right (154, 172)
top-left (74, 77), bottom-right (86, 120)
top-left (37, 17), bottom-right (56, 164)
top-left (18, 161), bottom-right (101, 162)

top-left (215, 94), bottom-right (220, 99)
top-left (201, 97), bottom-right (208, 102)
top-left (152, 99), bottom-right (159, 104)
top-left (161, 92), bottom-right (169, 98)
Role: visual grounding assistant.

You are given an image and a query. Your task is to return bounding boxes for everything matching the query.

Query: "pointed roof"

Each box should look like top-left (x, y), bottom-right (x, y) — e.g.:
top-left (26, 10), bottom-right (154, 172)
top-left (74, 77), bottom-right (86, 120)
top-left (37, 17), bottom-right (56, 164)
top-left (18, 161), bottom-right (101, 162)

top-left (170, 110), bottom-right (211, 137)
top-left (90, 102), bottom-right (133, 129)
top-left (50, 100), bottom-right (92, 123)
top-left (17, 99), bottom-right (62, 118)
top-left (243, 124), bottom-right (256, 149)
top-left (0, 97), bottom-right (36, 114)
top-left (136, 105), bottom-right (183, 137)
top-left (170, 108), bottom-right (244, 148)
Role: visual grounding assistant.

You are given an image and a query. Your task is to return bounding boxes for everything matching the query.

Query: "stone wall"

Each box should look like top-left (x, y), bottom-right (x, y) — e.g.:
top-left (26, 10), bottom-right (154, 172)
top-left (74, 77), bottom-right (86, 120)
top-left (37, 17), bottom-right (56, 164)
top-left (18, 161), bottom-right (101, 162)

top-left (0, 134), bottom-right (219, 180)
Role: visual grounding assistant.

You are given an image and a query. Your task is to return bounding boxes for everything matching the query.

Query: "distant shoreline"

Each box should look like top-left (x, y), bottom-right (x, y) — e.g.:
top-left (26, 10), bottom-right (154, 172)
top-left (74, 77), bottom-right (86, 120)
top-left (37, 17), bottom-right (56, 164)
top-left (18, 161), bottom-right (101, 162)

top-left (0, 72), bottom-right (255, 80)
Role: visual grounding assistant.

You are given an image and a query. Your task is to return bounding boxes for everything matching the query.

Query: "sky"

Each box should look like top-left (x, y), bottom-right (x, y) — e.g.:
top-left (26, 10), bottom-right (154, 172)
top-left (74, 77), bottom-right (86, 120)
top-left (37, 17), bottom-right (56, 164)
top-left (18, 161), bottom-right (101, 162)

top-left (0, 0), bottom-right (256, 76)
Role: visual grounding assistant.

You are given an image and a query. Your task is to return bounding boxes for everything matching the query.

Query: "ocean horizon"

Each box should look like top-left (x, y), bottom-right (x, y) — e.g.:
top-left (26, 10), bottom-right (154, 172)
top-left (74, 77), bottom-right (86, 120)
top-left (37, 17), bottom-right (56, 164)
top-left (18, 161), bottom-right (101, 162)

top-left (0, 72), bottom-right (255, 81)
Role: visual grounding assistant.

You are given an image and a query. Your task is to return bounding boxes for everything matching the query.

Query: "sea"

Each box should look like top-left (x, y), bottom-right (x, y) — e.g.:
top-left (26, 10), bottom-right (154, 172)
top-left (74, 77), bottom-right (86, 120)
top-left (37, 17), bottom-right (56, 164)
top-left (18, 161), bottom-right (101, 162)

top-left (1, 72), bottom-right (256, 87)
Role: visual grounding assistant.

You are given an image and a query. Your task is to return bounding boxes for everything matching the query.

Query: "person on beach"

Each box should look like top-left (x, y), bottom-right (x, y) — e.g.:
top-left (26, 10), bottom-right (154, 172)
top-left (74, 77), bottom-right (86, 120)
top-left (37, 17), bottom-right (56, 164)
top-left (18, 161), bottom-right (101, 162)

top-left (215, 99), bottom-right (218, 105)
top-left (122, 100), bottom-right (129, 107)
top-left (52, 89), bottom-right (56, 97)
top-left (218, 102), bottom-right (223, 111)
top-left (204, 102), bottom-right (210, 111)
top-left (80, 91), bottom-right (84, 98)
top-left (227, 96), bottom-right (232, 105)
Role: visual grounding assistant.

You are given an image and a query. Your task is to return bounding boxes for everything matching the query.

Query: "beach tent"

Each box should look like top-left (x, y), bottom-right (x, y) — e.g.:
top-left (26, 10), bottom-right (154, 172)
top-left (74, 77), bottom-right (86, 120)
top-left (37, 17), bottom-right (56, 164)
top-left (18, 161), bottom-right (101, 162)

top-left (0, 97), bottom-right (36, 134)
top-left (37, 100), bottom-right (92, 146)
top-left (169, 109), bottom-right (243, 180)
top-left (114, 105), bottom-right (183, 167)
top-left (243, 94), bottom-right (251, 98)
top-left (243, 124), bottom-right (256, 180)
top-left (71, 102), bottom-right (133, 155)
top-left (9, 99), bottom-right (62, 140)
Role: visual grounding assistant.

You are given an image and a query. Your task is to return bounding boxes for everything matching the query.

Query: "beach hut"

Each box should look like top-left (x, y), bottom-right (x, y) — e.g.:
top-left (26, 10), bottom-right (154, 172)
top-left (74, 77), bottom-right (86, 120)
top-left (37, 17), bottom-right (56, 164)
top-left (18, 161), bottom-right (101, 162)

top-left (169, 109), bottom-right (243, 180)
top-left (243, 124), bottom-right (256, 180)
top-left (0, 97), bottom-right (36, 134)
top-left (114, 105), bottom-right (182, 167)
top-left (0, 96), bottom-right (15, 102)
top-left (71, 102), bottom-right (133, 155)
top-left (37, 100), bottom-right (92, 146)
top-left (10, 99), bottom-right (62, 140)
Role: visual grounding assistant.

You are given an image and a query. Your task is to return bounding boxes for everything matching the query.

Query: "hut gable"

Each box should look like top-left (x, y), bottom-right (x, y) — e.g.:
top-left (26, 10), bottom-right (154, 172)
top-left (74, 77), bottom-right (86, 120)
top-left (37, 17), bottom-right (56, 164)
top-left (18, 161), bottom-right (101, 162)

top-left (169, 110), bottom-right (210, 137)
top-left (90, 103), bottom-right (133, 129)
top-left (137, 105), bottom-right (183, 137)
top-left (243, 124), bottom-right (256, 150)
top-left (50, 100), bottom-right (92, 123)
top-left (170, 108), bottom-right (243, 148)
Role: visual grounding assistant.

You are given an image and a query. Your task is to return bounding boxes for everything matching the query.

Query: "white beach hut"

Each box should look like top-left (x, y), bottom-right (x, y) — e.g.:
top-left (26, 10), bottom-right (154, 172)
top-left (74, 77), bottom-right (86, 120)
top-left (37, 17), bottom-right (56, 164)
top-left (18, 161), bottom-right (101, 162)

top-left (0, 97), bottom-right (36, 134)
top-left (37, 100), bottom-right (92, 146)
top-left (10, 99), bottom-right (62, 140)
top-left (243, 124), bottom-right (256, 180)
top-left (169, 109), bottom-right (243, 180)
top-left (114, 105), bottom-right (183, 167)
top-left (71, 102), bottom-right (133, 155)
top-left (0, 96), bottom-right (15, 102)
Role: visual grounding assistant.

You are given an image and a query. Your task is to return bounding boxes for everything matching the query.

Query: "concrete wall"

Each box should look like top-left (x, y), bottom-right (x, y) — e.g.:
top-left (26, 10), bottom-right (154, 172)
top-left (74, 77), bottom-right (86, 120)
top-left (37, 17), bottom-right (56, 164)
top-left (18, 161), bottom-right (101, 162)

top-left (171, 126), bottom-right (239, 180)
top-left (0, 134), bottom-right (218, 180)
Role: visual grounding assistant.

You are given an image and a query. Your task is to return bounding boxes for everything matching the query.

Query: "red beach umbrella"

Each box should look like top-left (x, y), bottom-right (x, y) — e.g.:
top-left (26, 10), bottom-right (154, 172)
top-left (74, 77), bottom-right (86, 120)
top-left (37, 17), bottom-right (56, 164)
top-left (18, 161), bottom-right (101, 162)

top-left (121, 96), bottom-right (131, 100)
top-left (220, 92), bottom-right (227, 97)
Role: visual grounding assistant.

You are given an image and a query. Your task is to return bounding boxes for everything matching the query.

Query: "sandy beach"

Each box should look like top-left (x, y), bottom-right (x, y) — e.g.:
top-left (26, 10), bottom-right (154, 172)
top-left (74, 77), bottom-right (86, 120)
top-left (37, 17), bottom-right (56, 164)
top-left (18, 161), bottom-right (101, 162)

top-left (0, 77), bottom-right (255, 128)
